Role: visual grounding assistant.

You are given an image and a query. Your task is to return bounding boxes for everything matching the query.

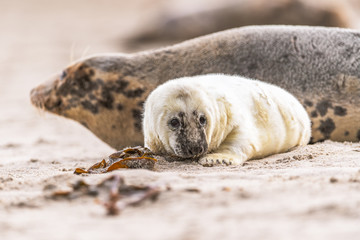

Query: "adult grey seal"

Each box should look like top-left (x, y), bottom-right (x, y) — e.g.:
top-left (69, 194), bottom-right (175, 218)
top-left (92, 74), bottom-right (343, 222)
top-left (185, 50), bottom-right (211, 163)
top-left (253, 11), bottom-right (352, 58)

top-left (129, 0), bottom-right (350, 44)
top-left (143, 74), bottom-right (311, 166)
top-left (30, 25), bottom-right (360, 149)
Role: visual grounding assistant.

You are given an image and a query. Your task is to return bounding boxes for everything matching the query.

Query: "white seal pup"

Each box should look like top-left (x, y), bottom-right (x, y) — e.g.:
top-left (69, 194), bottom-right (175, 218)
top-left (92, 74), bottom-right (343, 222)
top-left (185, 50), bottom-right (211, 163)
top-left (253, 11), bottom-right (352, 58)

top-left (143, 74), bottom-right (311, 166)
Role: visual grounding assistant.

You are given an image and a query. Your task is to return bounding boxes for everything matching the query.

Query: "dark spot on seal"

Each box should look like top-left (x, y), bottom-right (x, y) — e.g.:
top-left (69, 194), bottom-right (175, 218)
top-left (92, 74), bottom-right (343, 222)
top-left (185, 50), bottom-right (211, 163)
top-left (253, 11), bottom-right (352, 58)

top-left (88, 69), bottom-right (95, 76)
top-left (74, 66), bottom-right (98, 91)
top-left (247, 63), bottom-right (258, 71)
top-left (137, 101), bottom-right (145, 107)
top-left (318, 118), bottom-right (335, 139)
top-left (132, 109), bottom-right (143, 131)
top-left (96, 78), bottom-right (105, 86)
top-left (48, 99), bottom-right (62, 110)
top-left (357, 130), bottom-right (360, 141)
top-left (112, 125), bottom-right (116, 129)
top-left (316, 100), bottom-right (332, 117)
top-left (66, 97), bottom-right (79, 109)
top-left (57, 64), bottom-right (99, 99)
top-left (344, 131), bottom-right (349, 136)
top-left (315, 51), bottom-right (324, 57)
top-left (113, 79), bottom-right (129, 93)
top-left (134, 122), bottom-right (142, 131)
top-left (334, 106), bottom-right (347, 116)
top-left (132, 109), bottom-right (142, 119)
top-left (81, 100), bottom-right (98, 114)
top-left (310, 110), bottom-right (318, 118)
top-left (279, 54), bottom-right (290, 63)
top-left (106, 78), bottom-right (144, 98)
top-left (304, 100), bottom-right (313, 107)
top-left (99, 89), bottom-right (114, 109)
top-left (88, 94), bottom-right (96, 100)
top-left (69, 86), bottom-right (86, 98)
top-left (343, 46), bottom-right (355, 59)
top-left (56, 80), bottom-right (72, 97)
top-left (124, 88), bottom-right (145, 98)
top-left (117, 104), bottom-right (124, 111)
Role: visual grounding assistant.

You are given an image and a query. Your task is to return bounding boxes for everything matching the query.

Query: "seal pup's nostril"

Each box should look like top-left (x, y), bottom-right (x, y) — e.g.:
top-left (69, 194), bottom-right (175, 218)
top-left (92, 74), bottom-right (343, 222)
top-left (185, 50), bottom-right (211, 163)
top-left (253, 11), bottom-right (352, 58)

top-left (188, 149), bottom-right (193, 156)
top-left (199, 146), bottom-right (204, 155)
top-left (187, 145), bottom-right (203, 157)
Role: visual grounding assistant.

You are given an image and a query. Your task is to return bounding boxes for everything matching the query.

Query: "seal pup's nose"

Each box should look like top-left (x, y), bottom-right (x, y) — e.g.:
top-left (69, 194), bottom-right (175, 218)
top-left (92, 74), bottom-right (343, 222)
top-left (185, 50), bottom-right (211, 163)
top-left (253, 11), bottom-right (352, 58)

top-left (187, 145), bottom-right (205, 157)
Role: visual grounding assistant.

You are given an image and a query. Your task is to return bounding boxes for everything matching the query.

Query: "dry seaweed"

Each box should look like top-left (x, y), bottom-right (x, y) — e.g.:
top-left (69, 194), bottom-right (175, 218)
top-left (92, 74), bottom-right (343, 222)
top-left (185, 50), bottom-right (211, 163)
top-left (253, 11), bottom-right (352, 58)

top-left (47, 175), bottom-right (161, 215)
top-left (102, 175), bottom-right (160, 215)
top-left (74, 146), bottom-right (158, 174)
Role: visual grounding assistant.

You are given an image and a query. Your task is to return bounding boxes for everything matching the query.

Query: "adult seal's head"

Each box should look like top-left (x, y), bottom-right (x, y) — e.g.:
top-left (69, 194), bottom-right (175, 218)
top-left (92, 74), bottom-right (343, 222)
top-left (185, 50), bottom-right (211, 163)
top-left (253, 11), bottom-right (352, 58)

top-left (30, 54), bottom-right (155, 147)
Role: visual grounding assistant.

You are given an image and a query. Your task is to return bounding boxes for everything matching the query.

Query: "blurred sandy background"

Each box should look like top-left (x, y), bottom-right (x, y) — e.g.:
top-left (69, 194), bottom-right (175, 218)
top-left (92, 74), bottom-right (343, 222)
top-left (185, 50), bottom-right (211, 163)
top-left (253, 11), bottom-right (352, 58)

top-left (1, 0), bottom-right (360, 239)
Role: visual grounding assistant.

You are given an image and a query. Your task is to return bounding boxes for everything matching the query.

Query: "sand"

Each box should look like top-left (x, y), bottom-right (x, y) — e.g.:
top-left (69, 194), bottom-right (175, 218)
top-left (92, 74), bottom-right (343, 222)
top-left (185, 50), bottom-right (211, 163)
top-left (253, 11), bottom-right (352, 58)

top-left (1, 0), bottom-right (360, 240)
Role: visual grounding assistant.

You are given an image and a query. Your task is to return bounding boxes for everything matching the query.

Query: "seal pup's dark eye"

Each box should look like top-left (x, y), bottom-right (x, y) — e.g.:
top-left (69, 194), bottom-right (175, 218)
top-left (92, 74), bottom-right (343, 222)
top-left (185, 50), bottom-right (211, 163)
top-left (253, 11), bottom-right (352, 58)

top-left (169, 118), bottom-right (180, 129)
top-left (199, 115), bottom-right (207, 126)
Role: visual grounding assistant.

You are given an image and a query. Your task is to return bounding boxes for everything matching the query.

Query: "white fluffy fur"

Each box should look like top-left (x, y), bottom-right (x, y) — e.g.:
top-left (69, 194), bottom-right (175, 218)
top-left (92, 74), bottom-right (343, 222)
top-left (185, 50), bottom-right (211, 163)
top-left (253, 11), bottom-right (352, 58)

top-left (143, 74), bottom-right (311, 166)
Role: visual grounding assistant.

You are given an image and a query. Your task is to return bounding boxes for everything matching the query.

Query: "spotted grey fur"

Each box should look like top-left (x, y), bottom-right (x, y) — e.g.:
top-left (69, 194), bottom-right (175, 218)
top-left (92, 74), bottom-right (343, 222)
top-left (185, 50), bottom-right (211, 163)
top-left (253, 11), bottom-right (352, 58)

top-left (31, 25), bottom-right (360, 149)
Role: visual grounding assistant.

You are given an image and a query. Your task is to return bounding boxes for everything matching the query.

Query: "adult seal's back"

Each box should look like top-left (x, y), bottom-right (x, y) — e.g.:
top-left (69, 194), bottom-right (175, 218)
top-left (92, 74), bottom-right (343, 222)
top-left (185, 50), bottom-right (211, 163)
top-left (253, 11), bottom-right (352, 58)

top-left (30, 25), bottom-right (360, 149)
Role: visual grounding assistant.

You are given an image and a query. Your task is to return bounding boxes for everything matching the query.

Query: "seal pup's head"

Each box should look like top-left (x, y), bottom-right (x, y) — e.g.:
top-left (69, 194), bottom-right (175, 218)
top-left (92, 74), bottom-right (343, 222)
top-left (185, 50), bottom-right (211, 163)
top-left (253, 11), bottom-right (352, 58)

top-left (143, 78), bottom-right (220, 159)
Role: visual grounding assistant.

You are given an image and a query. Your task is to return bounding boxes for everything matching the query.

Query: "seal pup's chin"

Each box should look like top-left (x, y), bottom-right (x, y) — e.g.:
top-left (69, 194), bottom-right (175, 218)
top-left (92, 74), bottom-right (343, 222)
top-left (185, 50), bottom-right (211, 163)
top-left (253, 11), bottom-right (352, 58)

top-left (165, 147), bottom-right (206, 162)
top-left (172, 144), bottom-right (208, 159)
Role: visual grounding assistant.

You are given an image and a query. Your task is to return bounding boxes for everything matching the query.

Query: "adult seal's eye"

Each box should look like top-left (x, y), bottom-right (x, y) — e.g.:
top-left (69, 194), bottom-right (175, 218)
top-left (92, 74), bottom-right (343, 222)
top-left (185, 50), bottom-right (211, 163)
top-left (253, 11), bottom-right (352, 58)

top-left (169, 118), bottom-right (180, 129)
top-left (60, 70), bottom-right (67, 80)
top-left (199, 116), bottom-right (206, 126)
